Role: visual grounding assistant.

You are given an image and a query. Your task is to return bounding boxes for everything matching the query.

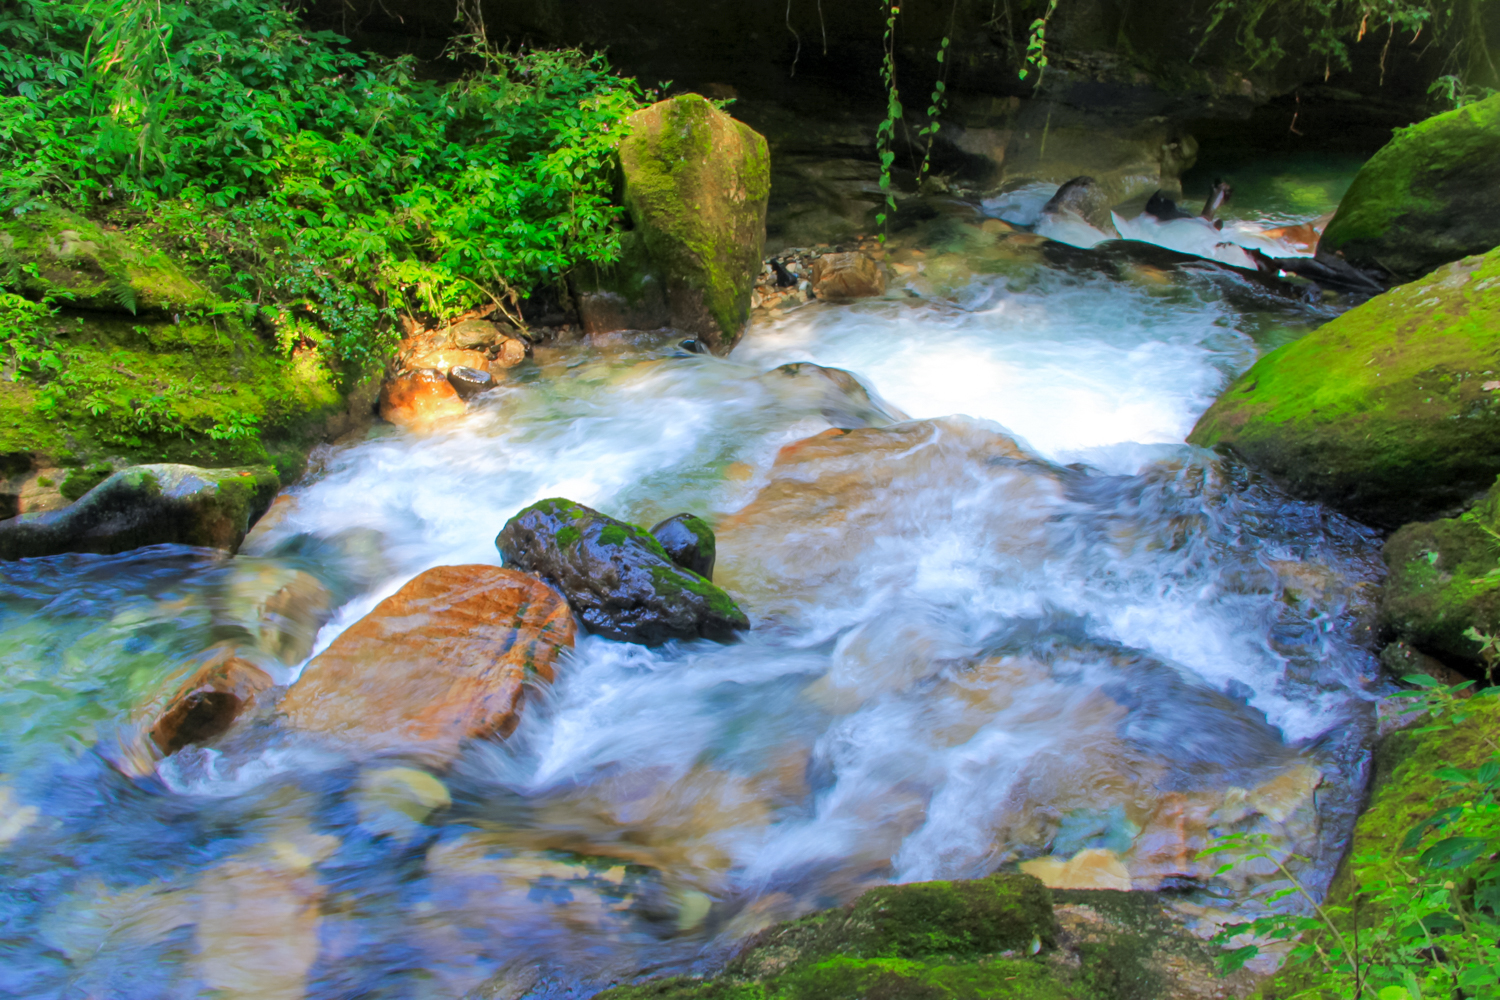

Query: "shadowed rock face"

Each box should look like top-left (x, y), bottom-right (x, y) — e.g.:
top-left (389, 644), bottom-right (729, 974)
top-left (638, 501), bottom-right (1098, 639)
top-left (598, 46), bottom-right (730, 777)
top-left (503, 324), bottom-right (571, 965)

top-left (0, 464), bottom-right (279, 560)
top-left (278, 565), bottom-right (576, 762)
top-left (497, 498), bottom-right (748, 646)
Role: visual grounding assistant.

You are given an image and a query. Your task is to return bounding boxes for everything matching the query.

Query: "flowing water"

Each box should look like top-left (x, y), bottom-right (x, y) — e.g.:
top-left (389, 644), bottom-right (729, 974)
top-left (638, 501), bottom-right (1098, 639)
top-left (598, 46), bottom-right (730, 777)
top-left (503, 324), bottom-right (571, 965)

top-left (0, 168), bottom-right (1387, 999)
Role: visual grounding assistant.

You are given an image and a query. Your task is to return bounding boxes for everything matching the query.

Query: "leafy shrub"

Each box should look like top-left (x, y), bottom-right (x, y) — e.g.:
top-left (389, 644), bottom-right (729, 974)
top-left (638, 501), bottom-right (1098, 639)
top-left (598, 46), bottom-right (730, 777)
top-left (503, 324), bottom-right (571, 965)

top-left (0, 0), bottom-right (649, 372)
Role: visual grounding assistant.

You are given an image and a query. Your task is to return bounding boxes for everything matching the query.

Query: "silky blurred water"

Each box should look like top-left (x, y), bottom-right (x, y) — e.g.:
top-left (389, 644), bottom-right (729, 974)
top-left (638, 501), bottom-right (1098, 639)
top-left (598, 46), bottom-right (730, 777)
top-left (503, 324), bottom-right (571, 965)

top-left (0, 170), bottom-right (1384, 999)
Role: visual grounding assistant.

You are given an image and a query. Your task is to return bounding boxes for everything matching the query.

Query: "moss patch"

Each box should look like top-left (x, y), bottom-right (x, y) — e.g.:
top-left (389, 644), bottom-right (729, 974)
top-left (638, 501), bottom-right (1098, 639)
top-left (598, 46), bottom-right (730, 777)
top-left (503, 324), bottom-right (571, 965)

top-left (1320, 95), bottom-right (1500, 282)
top-left (1380, 476), bottom-right (1500, 666)
top-left (618, 94), bottom-right (770, 354)
top-left (1188, 247), bottom-right (1500, 527)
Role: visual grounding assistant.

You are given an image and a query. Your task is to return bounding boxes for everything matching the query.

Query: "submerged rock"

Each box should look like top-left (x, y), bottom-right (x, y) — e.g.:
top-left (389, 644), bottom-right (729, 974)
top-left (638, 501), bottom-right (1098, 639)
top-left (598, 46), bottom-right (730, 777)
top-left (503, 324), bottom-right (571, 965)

top-left (649, 513), bottom-right (717, 579)
top-left (0, 464), bottom-right (279, 559)
top-left (759, 362), bottom-right (909, 429)
top-left (1380, 476), bottom-right (1500, 670)
top-left (1189, 247), bottom-right (1500, 527)
top-left (278, 565), bottom-right (575, 761)
top-left (1320, 94), bottom-right (1500, 283)
top-left (615, 94), bottom-right (771, 354)
top-left (497, 498), bottom-right (748, 645)
top-left (149, 644), bottom-right (276, 756)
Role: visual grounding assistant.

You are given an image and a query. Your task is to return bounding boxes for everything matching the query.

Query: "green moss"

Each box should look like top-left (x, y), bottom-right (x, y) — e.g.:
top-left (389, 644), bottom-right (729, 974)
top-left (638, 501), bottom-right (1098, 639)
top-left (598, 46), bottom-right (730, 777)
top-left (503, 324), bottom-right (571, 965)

top-left (1380, 476), bottom-right (1500, 664)
top-left (60, 462), bottom-right (113, 501)
top-left (1321, 95), bottom-right (1500, 281)
top-left (1188, 247), bottom-right (1500, 526)
top-left (555, 525), bottom-right (582, 548)
top-left (599, 524), bottom-right (632, 546)
top-left (618, 95), bottom-right (770, 352)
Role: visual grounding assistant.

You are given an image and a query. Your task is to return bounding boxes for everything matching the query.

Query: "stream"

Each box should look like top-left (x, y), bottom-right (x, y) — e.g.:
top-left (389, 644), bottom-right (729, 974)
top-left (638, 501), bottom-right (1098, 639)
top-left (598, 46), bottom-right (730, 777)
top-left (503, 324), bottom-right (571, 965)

top-left (0, 164), bottom-right (1389, 1000)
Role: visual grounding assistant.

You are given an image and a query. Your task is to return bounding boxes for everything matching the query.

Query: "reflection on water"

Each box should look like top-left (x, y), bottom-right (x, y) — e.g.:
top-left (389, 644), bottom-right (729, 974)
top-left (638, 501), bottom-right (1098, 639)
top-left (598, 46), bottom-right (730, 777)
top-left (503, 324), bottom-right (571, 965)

top-left (0, 185), bottom-right (1385, 999)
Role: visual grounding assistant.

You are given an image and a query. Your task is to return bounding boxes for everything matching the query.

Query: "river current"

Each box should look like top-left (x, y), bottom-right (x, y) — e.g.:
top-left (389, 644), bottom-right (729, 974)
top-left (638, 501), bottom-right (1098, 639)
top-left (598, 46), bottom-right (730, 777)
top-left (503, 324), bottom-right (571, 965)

top-left (0, 170), bottom-right (1387, 999)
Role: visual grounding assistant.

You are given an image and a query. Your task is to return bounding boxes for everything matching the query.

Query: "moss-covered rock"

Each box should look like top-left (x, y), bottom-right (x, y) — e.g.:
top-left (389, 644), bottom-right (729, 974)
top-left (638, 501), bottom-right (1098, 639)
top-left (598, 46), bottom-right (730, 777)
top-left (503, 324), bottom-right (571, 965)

top-left (0, 463), bottom-right (278, 559)
top-left (0, 207), bottom-right (219, 314)
top-left (1188, 248), bottom-right (1500, 527)
top-left (496, 498), bottom-right (749, 645)
top-left (617, 94), bottom-right (770, 355)
top-left (649, 512), bottom-right (717, 578)
top-left (1379, 475), bottom-right (1500, 668)
top-left (594, 875), bottom-right (1257, 1000)
top-left (1320, 95), bottom-right (1500, 283)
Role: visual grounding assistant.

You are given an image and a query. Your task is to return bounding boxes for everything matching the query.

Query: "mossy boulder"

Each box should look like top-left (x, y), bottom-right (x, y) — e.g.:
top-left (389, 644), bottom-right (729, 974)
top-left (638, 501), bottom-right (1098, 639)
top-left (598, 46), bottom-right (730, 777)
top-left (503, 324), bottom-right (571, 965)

top-left (649, 512), bottom-right (717, 579)
top-left (594, 874), bottom-right (1257, 1000)
top-left (1188, 248), bottom-right (1500, 527)
top-left (0, 463), bottom-right (279, 559)
top-left (1320, 95), bottom-right (1500, 283)
top-left (1379, 475), bottom-right (1500, 668)
top-left (0, 207), bottom-right (219, 314)
top-left (617, 94), bottom-right (770, 355)
top-left (496, 498), bottom-right (749, 645)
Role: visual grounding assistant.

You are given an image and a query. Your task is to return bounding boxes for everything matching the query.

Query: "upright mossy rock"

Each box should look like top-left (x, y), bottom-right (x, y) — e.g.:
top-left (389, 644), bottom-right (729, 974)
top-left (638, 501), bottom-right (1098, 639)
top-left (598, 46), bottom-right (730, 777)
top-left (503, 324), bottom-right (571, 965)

top-left (0, 464), bottom-right (279, 559)
top-left (617, 94), bottom-right (770, 355)
top-left (1380, 475), bottom-right (1500, 668)
top-left (1189, 248), bottom-right (1500, 527)
top-left (1320, 95), bottom-right (1500, 283)
top-left (496, 498), bottom-right (749, 646)
top-left (0, 207), bottom-right (218, 314)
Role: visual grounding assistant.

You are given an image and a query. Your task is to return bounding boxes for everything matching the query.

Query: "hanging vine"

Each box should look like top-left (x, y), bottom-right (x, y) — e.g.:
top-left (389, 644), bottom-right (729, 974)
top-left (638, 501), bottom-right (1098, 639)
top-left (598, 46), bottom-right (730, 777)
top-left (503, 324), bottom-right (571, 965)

top-left (875, 0), bottom-right (903, 238)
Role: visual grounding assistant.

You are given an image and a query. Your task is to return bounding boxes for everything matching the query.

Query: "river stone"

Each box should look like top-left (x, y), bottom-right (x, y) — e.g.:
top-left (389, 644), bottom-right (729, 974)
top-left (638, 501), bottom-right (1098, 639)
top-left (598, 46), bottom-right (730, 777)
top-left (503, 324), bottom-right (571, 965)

top-left (150, 644), bottom-right (276, 755)
top-left (0, 463), bottom-right (279, 559)
top-left (496, 498), bottom-right (748, 646)
top-left (278, 565), bottom-right (572, 761)
top-left (649, 513), bottom-right (717, 579)
top-left (809, 251), bottom-right (885, 300)
top-left (1379, 476), bottom-right (1500, 670)
top-left (1188, 248), bottom-right (1500, 527)
top-left (616, 94), bottom-right (771, 355)
top-left (379, 368), bottom-right (467, 430)
top-left (1320, 94), bottom-right (1500, 283)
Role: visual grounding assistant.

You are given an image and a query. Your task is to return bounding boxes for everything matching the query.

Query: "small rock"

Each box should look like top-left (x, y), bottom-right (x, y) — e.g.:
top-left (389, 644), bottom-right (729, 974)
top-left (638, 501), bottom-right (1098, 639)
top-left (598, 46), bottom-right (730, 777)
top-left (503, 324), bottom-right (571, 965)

top-left (490, 336), bottom-right (527, 369)
top-left (0, 464), bottom-right (279, 560)
top-left (447, 365), bottom-right (496, 400)
top-left (150, 645), bottom-right (276, 755)
top-left (650, 513), bottom-right (717, 578)
top-left (378, 369), bottom-right (467, 430)
top-left (278, 565), bottom-right (575, 762)
top-left (809, 252), bottom-right (886, 300)
top-left (497, 498), bottom-right (749, 646)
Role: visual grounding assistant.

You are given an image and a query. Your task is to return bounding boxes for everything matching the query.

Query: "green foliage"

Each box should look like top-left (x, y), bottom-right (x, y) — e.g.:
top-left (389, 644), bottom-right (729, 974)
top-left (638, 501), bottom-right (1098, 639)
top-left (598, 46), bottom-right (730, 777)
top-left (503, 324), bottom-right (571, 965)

top-left (875, 0), bottom-right (902, 239)
top-left (1019, 0), bottom-right (1059, 83)
top-left (0, 289), bottom-right (60, 377)
top-left (0, 0), bottom-right (648, 372)
top-left (1204, 679), bottom-right (1500, 999)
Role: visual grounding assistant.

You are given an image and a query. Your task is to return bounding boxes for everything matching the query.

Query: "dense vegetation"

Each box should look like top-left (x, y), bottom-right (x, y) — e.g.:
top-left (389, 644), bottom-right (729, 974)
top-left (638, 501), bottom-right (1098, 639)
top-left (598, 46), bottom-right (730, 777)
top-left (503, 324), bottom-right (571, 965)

top-left (0, 0), bottom-right (647, 373)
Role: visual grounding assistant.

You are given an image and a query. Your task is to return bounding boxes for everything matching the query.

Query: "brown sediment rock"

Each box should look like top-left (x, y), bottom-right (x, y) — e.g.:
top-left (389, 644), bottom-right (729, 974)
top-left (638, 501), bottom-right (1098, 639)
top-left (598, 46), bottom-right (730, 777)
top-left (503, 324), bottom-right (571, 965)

top-left (278, 565), bottom-right (575, 761)
top-left (149, 645), bottom-right (276, 755)
top-left (378, 369), bottom-right (467, 430)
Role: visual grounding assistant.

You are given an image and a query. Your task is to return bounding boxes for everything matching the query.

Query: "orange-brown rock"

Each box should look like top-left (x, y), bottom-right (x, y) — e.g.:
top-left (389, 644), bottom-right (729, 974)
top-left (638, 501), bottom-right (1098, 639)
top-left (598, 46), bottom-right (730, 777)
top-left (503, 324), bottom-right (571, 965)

top-left (489, 335), bottom-right (526, 369)
top-left (150, 645), bottom-right (276, 755)
top-left (379, 369), bottom-right (467, 430)
top-left (810, 252), bottom-right (885, 300)
top-left (405, 347), bottom-right (491, 374)
top-left (279, 565), bottom-right (575, 761)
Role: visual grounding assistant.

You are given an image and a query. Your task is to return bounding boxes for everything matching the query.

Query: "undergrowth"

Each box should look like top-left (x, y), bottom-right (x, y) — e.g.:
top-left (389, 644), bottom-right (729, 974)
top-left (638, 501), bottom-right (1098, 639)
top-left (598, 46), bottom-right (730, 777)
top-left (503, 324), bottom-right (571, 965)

top-left (0, 0), bottom-right (649, 374)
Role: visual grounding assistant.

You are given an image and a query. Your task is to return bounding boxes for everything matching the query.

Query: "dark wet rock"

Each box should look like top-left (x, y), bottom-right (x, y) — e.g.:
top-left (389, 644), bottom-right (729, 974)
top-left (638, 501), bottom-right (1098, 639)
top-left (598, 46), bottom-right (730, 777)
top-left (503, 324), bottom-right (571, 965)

top-left (649, 513), bottom-right (717, 579)
top-left (1321, 94), bottom-right (1500, 283)
top-left (496, 498), bottom-right (749, 646)
top-left (0, 463), bottom-right (279, 560)
top-left (59, 461), bottom-right (114, 501)
top-left (1198, 179), bottom-right (1232, 221)
top-left (593, 873), bottom-right (1263, 1000)
top-left (447, 365), bottom-right (495, 400)
top-left (150, 644), bottom-right (275, 755)
top-left (809, 251), bottom-right (885, 300)
top-left (279, 565), bottom-right (575, 762)
top-left (1144, 190), bottom-right (1194, 222)
top-left (1379, 477), bottom-right (1500, 671)
top-left (1189, 248), bottom-right (1500, 527)
top-left (1041, 176), bottom-right (1118, 235)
